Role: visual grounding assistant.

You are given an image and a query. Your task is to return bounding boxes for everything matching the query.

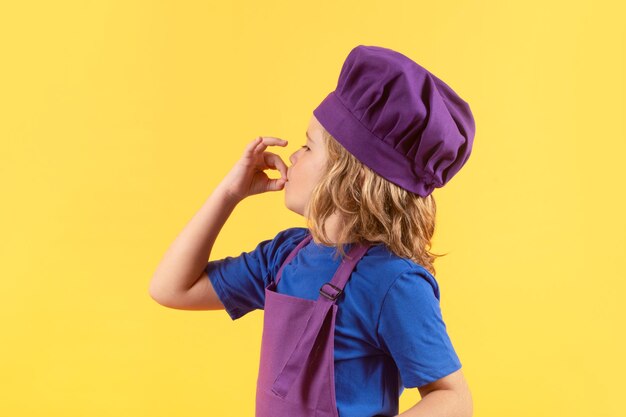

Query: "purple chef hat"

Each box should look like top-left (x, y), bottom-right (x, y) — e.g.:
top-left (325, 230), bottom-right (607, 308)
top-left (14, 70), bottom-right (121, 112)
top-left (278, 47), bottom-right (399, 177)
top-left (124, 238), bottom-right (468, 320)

top-left (313, 45), bottom-right (476, 197)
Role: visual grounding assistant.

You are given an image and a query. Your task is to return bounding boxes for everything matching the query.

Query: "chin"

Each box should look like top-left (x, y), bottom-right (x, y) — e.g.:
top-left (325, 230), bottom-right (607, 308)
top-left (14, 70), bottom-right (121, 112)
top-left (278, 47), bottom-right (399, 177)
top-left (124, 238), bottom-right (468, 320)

top-left (284, 197), bottom-right (304, 217)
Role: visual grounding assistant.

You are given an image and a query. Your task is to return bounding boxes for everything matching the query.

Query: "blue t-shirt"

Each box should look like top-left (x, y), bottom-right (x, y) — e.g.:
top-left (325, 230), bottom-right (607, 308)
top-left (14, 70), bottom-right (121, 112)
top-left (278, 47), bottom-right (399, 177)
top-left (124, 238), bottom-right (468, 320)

top-left (205, 227), bottom-right (462, 417)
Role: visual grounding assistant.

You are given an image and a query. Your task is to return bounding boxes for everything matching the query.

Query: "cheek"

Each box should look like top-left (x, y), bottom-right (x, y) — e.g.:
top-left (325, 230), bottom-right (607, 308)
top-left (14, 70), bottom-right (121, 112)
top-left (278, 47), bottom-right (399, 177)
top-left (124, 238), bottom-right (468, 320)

top-left (292, 154), bottom-right (322, 185)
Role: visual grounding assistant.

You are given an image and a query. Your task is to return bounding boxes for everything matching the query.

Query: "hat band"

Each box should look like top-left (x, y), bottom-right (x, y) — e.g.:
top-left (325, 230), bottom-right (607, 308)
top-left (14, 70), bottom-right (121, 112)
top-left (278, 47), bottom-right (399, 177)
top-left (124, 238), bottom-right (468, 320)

top-left (313, 91), bottom-right (438, 197)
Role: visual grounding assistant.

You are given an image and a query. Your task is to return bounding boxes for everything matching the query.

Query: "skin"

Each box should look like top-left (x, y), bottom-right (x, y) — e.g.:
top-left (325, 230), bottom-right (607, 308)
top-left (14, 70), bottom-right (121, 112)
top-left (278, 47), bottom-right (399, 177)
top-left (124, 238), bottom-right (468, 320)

top-left (283, 114), bottom-right (344, 245)
top-left (150, 115), bottom-right (473, 416)
top-left (221, 116), bottom-right (474, 415)
top-left (286, 116), bottom-right (473, 416)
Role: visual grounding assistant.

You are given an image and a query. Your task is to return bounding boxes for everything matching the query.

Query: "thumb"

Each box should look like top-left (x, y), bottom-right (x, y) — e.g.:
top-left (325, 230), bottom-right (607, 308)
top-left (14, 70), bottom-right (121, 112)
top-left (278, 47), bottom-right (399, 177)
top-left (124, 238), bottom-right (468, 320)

top-left (267, 177), bottom-right (287, 192)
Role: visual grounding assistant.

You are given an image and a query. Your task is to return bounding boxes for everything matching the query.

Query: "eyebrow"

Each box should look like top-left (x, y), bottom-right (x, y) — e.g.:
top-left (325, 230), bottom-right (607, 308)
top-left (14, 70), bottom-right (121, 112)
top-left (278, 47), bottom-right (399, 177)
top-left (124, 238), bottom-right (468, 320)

top-left (305, 132), bottom-right (316, 143)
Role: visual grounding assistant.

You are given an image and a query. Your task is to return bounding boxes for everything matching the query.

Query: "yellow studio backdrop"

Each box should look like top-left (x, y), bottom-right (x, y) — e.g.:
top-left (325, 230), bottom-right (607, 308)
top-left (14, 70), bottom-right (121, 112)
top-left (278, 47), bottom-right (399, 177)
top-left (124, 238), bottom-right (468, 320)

top-left (1, 0), bottom-right (624, 416)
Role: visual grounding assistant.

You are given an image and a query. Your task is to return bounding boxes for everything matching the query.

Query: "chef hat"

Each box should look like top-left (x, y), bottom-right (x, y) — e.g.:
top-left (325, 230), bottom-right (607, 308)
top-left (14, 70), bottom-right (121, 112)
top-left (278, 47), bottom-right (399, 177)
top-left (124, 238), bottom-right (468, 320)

top-left (313, 45), bottom-right (476, 197)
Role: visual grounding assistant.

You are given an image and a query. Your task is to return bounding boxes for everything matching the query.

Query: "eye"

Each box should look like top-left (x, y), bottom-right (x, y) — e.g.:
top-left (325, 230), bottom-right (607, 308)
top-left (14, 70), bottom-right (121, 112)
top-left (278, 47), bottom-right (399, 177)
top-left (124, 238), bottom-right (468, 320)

top-left (300, 145), bottom-right (310, 151)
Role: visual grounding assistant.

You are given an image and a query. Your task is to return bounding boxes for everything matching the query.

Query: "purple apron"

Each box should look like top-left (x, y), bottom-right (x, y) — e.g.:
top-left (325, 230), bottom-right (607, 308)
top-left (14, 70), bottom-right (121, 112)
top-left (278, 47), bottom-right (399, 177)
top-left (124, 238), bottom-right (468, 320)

top-left (255, 233), bottom-right (373, 417)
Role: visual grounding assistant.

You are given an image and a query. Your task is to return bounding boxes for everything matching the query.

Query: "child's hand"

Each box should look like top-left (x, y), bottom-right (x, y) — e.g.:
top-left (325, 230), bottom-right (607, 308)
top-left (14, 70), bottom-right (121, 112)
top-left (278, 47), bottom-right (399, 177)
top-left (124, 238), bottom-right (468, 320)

top-left (219, 136), bottom-right (289, 201)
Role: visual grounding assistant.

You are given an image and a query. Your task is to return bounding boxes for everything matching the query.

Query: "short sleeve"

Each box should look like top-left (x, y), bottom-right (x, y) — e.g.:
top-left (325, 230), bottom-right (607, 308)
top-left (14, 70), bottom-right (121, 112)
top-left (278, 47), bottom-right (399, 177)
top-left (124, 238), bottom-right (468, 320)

top-left (205, 227), bottom-right (309, 321)
top-left (376, 268), bottom-right (462, 388)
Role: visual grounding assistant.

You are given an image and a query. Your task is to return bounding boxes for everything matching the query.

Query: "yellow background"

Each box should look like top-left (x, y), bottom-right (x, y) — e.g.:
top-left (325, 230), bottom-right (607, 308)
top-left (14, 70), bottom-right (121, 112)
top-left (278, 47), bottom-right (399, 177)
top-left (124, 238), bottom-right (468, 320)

top-left (1, 0), bottom-right (625, 416)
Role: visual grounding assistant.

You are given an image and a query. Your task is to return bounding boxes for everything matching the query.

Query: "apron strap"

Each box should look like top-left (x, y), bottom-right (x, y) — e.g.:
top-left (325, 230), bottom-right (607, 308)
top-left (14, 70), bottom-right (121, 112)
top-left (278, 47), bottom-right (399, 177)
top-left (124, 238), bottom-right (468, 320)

top-left (271, 241), bottom-right (372, 399)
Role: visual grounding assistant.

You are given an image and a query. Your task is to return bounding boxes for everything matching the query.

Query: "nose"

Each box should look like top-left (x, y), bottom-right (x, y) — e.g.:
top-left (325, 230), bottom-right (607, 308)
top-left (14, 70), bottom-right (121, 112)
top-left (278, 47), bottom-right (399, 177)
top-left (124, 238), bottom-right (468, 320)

top-left (289, 151), bottom-right (298, 165)
top-left (288, 145), bottom-right (303, 169)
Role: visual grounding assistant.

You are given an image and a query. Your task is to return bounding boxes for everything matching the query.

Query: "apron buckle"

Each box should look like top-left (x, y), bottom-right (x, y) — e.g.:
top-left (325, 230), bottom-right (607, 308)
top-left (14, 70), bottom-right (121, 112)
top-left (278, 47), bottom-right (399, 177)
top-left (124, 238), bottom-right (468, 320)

top-left (319, 282), bottom-right (342, 301)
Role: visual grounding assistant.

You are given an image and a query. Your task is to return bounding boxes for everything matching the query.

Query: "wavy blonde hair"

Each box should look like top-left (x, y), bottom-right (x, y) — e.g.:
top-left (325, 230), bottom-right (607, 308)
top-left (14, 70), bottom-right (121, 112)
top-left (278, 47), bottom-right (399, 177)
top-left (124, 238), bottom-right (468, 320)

top-left (304, 128), bottom-right (448, 276)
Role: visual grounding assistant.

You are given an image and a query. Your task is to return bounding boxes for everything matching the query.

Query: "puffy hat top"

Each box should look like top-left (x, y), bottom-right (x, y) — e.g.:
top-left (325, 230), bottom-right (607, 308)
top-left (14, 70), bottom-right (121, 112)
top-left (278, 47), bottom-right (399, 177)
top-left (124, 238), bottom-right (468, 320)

top-left (313, 45), bottom-right (476, 197)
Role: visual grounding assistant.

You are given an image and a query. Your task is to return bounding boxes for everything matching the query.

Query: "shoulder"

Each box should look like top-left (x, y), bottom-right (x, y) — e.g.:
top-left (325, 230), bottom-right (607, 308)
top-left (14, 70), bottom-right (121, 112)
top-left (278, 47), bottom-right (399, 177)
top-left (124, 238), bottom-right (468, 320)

top-left (364, 247), bottom-right (440, 301)
top-left (376, 264), bottom-right (446, 346)
top-left (382, 260), bottom-right (441, 303)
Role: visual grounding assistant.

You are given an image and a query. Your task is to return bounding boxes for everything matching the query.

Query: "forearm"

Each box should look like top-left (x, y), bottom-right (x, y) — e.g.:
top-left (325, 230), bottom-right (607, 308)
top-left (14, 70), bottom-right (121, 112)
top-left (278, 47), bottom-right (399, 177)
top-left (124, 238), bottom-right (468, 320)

top-left (149, 181), bottom-right (241, 295)
top-left (395, 389), bottom-right (472, 417)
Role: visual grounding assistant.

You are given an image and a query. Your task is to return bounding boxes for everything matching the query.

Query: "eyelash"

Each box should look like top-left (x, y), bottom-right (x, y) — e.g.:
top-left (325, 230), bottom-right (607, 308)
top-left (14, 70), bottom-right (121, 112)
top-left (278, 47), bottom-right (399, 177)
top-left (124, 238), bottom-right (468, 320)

top-left (300, 145), bottom-right (310, 151)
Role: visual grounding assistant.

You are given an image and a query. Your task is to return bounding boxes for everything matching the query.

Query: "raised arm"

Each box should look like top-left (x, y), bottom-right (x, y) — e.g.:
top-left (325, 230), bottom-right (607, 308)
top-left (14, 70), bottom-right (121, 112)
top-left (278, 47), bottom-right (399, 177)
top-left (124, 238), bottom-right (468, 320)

top-left (148, 182), bottom-right (240, 309)
top-left (148, 136), bottom-right (289, 310)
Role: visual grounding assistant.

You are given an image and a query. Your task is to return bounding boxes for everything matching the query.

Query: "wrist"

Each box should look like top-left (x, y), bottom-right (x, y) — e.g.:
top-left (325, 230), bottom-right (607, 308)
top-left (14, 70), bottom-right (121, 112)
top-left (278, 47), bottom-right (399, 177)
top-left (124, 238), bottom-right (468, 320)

top-left (215, 182), bottom-right (244, 205)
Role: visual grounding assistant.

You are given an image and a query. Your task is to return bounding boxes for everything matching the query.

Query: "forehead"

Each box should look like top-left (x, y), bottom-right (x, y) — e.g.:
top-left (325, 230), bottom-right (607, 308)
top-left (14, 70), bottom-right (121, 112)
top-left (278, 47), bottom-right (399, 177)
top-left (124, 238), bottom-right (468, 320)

top-left (307, 114), bottom-right (326, 142)
top-left (309, 113), bottom-right (325, 132)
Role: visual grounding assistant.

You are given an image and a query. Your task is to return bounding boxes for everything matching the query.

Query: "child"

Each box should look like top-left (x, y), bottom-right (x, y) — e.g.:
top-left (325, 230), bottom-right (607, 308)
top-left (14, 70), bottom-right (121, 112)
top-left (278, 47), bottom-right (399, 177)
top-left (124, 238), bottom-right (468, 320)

top-left (150, 45), bottom-right (475, 417)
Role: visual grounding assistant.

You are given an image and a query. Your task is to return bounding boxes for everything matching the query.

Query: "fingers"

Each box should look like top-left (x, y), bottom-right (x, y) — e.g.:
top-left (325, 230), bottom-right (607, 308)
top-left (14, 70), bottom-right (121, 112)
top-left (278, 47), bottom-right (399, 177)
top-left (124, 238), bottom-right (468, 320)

top-left (263, 152), bottom-right (289, 179)
top-left (266, 176), bottom-right (287, 192)
top-left (242, 137), bottom-right (290, 185)
top-left (242, 136), bottom-right (288, 164)
top-left (253, 136), bottom-right (288, 153)
top-left (249, 136), bottom-right (289, 173)
top-left (246, 136), bottom-right (263, 153)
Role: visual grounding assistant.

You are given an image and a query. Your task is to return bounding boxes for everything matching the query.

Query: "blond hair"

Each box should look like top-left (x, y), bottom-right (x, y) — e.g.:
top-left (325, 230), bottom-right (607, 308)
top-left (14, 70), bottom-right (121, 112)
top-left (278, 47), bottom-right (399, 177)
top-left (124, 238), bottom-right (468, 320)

top-left (304, 129), bottom-right (447, 276)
